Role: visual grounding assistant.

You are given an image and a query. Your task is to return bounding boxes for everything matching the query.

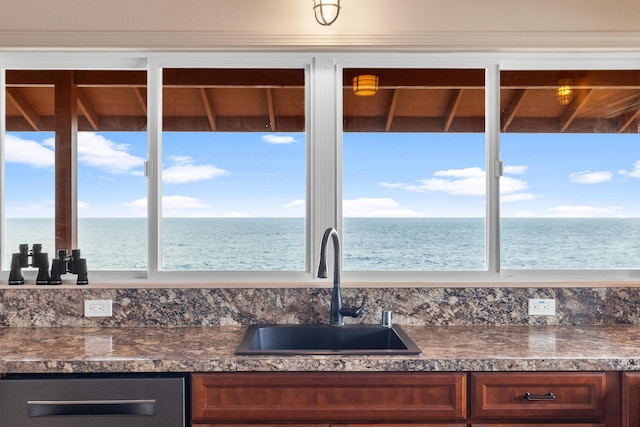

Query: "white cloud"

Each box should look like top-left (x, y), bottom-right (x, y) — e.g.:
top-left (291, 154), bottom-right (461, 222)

top-left (163, 156), bottom-right (228, 184)
top-left (569, 170), bottom-right (612, 184)
top-left (500, 176), bottom-right (529, 195)
top-left (378, 182), bottom-right (408, 189)
top-left (618, 160), bottom-right (640, 178)
top-left (122, 198), bottom-right (147, 216)
top-left (78, 132), bottom-right (145, 174)
top-left (169, 155), bottom-right (193, 165)
top-left (343, 198), bottom-right (424, 217)
top-left (434, 167), bottom-right (484, 179)
top-left (548, 205), bottom-right (623, 218)
top-left (380, 167), bottom-right (529, 197)
top-left (262, 135), bottom-right (296, 144)
top-left (380, 166), bottom-right (536, 206)
top-left (407, 167), bottom-right (486, 196)
top-left (11, 199), bottom-right (55, 217)
top-left (501, 193), bottom-right (538, 203)
top-left (504, 165), bottom-right (528, 175)
top-left (123, 195), bottom-right (212, 217)
top-left (5, 134), bottom-right (54, 168)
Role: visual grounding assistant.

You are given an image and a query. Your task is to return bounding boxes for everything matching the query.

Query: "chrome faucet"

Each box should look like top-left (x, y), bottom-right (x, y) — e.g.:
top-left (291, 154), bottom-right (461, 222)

top-left (317, 227), bottom-right (366, 326)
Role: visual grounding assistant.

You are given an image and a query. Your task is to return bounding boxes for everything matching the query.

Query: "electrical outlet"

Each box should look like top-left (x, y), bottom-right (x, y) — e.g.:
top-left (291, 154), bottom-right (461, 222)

top-left (84, 300), bottom-right (113, 317)
top-left (528, 298), bottom-right (556, 316)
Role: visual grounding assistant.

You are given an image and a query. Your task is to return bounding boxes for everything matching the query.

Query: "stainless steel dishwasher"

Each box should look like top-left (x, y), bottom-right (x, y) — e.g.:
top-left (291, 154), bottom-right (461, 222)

top-left (0, 374), bottom-right (187, 426)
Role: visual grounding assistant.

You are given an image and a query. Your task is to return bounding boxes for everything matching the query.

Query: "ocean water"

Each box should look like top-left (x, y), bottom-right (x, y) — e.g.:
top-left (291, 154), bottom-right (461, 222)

top-left (3, 217), bottom-right (640, 271)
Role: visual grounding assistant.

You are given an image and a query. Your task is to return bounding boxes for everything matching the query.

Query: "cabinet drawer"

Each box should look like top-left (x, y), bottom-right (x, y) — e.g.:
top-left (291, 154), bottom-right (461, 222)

top-left (470, 372), bottom-right (612, 422)
top-left (471, 424), bottom-right (606, 427)
top-left (192, 372), bottom-right (467, 424)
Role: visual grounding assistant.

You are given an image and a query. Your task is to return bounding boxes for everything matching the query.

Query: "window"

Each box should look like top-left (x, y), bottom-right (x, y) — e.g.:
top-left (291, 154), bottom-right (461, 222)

top-left (2, 53), bottom-right (639, 284)
top-left (4, 71), bottom-right (56, 270)
top-left (500, 69), bottom-right (640, 270)
top-left (341, 68), bottom-right (486, 271)
top-left (76, 71), bottom-right (148, 270)
top-left (3, 66), bottom-right (148, 273)
top-left (159, 67), bottom-right (306, 272)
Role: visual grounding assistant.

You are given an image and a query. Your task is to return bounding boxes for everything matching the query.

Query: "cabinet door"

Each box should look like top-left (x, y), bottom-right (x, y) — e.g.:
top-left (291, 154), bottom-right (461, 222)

top-left (471, 424), bottom-right (606, 427)
top-left (470, 372), bottom-right (618, 425)
top-left (623, 372), bottom-right (640, 427)
top-left (192, 372), bottom-right (467, 424)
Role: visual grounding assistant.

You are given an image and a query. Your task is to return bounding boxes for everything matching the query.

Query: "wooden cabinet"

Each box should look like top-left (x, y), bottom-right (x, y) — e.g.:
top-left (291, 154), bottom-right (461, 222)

top-left (191, 372), bottom-right (467, 426)
top-left (470, 372), bottom-right (620, 427)
top-left (192, 371), bottom-right (622, 427)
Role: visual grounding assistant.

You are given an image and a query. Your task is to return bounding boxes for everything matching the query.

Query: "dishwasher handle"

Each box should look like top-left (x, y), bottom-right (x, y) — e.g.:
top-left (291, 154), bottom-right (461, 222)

top-left (27, 399), bottom-right (156, 417)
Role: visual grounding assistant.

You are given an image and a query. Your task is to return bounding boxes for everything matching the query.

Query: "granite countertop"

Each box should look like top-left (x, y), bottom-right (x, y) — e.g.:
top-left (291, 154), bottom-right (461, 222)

top-left (1, 324), bottom-right (640, 374)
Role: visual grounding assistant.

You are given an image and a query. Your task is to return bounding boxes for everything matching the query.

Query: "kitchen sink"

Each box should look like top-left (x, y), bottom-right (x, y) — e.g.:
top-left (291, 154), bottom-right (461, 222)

top-left (235, 324), bottom-right (422, 355)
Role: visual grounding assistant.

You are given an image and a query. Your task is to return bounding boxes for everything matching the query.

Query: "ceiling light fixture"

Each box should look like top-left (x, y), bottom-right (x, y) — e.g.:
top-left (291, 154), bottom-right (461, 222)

top-left (313, 0), bottom-right (341, 26)
top-left (556, 78), bottom-right (574, 106)
top-left (353, 75), bottom-right (379, 97)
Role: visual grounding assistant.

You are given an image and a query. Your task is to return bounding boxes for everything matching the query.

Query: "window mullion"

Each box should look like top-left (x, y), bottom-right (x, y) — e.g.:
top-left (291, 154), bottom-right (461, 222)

top-left (310, 56), bottom-right (340, 273)
top-left (0, 68), bottom-right (5, 268)
top-left (147, 61), bottom-right (162, 278)
top-left (486, 63), bottom-right (501, 274)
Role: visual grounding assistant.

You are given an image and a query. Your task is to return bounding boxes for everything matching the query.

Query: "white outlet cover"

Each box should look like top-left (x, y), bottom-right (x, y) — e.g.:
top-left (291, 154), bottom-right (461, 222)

top-left (528, 298), bottom-right (556, 316)
top-left (84, 300), bottom-right (113, 317)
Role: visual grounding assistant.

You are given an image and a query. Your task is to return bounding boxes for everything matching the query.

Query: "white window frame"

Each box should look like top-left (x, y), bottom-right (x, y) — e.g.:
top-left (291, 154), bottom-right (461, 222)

top-left (0, 52), bottom-right (150, 284)
top-left (1, 51), bottom-right (639, 286)
top-left (498, 54), bottom-right (640, 283)
top-left (146, 53), bottom-right (316, 284)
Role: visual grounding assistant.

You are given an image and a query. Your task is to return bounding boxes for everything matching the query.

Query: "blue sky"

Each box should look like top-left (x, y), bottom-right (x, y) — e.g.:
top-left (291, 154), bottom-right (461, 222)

top-left (4, 131), bottom-right (640, 218)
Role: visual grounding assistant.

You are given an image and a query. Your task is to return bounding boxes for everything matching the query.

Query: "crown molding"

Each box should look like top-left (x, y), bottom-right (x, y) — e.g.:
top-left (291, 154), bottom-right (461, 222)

top-left (1, 31), bottom-right (640, 52)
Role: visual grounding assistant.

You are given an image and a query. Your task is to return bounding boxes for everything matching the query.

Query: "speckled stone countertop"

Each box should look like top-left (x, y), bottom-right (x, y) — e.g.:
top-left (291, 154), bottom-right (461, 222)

top-left (2, 324), bottom-right (640, 375)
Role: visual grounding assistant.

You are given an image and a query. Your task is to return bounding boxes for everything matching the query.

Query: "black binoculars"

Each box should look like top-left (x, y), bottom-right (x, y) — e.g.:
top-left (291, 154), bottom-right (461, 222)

top-left (8, 244), bottom-right (88, 286)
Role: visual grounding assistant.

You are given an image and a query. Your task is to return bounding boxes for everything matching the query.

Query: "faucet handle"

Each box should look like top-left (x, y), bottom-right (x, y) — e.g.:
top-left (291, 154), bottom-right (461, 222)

top-left (340, 295), bottom-right (367, 318)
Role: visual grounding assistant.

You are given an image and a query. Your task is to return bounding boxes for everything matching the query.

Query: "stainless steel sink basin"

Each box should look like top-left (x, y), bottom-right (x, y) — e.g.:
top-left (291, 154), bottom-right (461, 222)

top-left (235, 324), bottom-right (422, 355)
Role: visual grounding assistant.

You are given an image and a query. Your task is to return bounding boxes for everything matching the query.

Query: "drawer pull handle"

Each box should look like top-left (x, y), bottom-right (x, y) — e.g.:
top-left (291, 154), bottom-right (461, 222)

top-left (27, 400), bottom-right (157, 417)
top-left (522, 392), bottom-right (556, 401)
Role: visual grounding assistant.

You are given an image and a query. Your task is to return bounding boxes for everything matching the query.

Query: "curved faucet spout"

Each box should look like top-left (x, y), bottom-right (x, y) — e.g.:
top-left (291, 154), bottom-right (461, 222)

top-left (317, 227), bottom-right (365, 326)
top-left (317, 228), bottom-right (341, 286)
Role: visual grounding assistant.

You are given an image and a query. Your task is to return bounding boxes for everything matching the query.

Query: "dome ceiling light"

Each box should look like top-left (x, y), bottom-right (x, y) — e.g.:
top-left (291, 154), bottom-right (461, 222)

top-left (313, 0), bottom-right (341, 26)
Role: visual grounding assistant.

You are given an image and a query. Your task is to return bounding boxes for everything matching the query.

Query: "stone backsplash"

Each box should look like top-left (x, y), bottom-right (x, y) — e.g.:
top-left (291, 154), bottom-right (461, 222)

top-left (1, 286), bottom-right (639, 327)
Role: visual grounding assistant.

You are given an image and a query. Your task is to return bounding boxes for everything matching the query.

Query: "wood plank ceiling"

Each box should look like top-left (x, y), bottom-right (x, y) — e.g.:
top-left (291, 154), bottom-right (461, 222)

top-left (5, 68), bottom-right (640, 134)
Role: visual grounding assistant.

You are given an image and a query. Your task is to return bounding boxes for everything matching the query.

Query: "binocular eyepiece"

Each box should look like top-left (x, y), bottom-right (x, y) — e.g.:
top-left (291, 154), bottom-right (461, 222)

top-left (8, 244), bottom-right (88, 286)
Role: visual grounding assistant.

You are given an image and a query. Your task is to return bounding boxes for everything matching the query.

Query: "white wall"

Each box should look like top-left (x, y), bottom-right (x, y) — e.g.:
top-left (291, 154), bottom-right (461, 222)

top-left (1, 0), bottom-right (640, 50)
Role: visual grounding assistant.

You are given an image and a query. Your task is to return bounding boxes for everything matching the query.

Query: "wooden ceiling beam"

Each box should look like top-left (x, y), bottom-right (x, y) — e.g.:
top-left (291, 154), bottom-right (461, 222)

top-left (6, 87), bottom-right (41, 131)
top-left (199, 87), bottom-right (218, 131)
top-left (164, 68), bottom-right (304, 88)
top-left (345, 69), bottom-right (485, 88)
top-left (444, 89), bottom-right (464, 132)
top-left (77, 88), bottom-right (99, 131)
top-left (500, 70), bottom-right (640, 89)
top-left (385, 89), bottom-right (400, 132)
top-left (134, 87), bottom-right (147, 115)
top-left (7, 69), bottom-right (640, 89)
top-left (618, 107), bottom-right (640, 133)
top-left (501, 89), bottom-right (527, 132)
top-left (559, 89), bottom-right (594, 132)
top-left (266, 88), bottom-right (276, 132)
top-left (6, 70), bottom-right (146, 87)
